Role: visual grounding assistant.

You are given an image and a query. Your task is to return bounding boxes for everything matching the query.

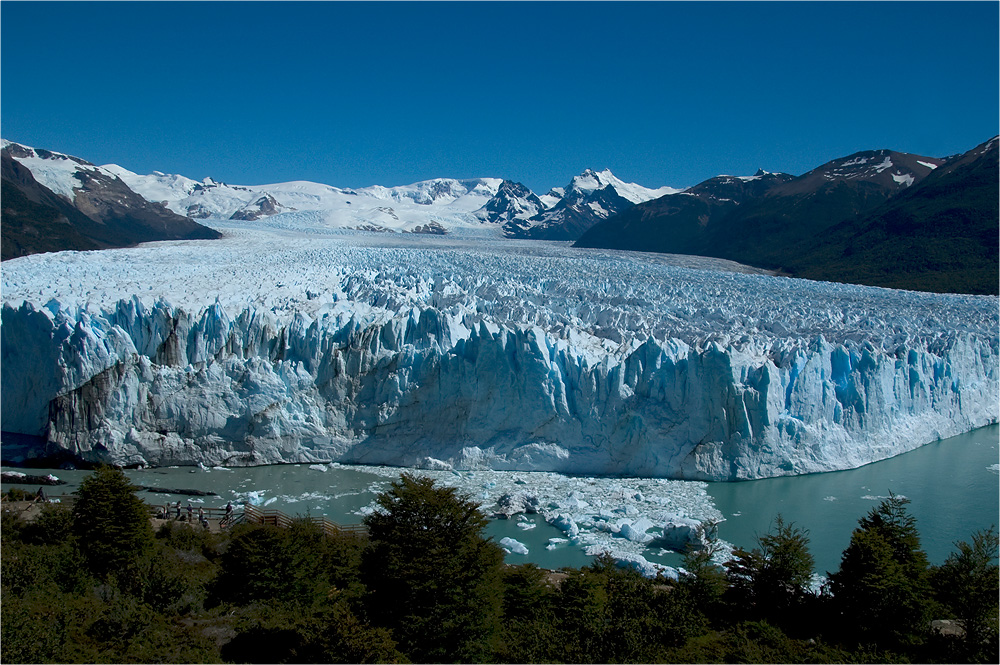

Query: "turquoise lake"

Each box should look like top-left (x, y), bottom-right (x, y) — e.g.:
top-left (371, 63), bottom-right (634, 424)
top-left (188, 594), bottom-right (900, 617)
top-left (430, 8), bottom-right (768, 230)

top-left (3, 425), bottom-right (997, 575)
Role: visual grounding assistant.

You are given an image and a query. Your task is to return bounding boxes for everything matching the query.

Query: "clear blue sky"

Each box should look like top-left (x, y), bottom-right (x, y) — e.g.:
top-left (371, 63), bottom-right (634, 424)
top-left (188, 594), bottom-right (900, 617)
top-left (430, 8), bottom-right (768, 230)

top-left (2, 1), bottom-right (997, 193)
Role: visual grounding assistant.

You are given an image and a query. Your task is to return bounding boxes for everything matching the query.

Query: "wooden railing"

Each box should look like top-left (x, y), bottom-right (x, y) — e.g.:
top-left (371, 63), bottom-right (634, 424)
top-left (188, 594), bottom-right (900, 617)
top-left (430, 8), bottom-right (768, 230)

top-left (242, 503), bottom-right (367, 537)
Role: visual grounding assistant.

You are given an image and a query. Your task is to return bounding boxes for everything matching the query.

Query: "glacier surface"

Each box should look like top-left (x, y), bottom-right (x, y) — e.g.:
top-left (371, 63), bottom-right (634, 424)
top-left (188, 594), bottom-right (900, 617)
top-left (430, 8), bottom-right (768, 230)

top-left (1, 218), bottom-right (997, 480)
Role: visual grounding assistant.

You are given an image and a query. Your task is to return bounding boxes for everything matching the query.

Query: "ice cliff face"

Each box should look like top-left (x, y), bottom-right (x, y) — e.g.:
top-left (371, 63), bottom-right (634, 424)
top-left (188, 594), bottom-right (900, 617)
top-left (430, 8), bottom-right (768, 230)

top-left (2, 231), bottom-right (997, 480)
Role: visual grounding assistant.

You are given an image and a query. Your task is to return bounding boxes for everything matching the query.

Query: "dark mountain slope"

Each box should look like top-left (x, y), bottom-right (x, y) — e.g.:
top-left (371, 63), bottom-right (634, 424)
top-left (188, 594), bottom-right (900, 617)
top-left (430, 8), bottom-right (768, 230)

top-left (2, 154), bottom-right (108, 260)
top-left (575, 142), bottom-right (997, 294)
top-left (576, 150), bottom-right (940, 263)
top-left (2, 143), bottom-right (221, 261)
top-left (786, 137), bottom-right (999, 294)
top-left (574, 170), bottom-right (793, 254)
top-left (698, 149), bottom-right (944, 270)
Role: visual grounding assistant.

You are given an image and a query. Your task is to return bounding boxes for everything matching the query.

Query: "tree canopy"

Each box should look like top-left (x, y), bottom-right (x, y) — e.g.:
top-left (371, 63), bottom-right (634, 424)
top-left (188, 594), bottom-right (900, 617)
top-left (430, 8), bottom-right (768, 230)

top-left (71, 466), bottom-right (154, 582)
top-left (361, 473), bottom-right (505, 663)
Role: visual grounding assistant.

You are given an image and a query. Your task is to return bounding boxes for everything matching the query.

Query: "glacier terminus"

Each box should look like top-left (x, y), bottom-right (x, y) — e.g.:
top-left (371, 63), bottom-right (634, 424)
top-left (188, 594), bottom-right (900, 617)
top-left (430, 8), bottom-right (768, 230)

top-left (1, 213), bottom-right (997, 481)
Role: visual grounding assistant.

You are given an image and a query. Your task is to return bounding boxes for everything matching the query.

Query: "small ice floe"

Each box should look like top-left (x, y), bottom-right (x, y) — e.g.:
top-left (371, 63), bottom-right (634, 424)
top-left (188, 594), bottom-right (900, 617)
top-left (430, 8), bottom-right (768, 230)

top-left (988, 464), bottom-right (1000, 474)
top-left (517, 521), bottom-right (537, 530)
top-left (263, 497), bottom-right (278, 507)
top-left (308, 464), bottom-right (328, 472)
top-left (212, 466), bottom-right (231, 471)
top-left (823, 496), bottom-right (837, 501)
top-left (243, 490), bottom-right (266, 505)
top-left (197, 462), bottom-right (209, 471)
top-left (546, 537), bottom-right (568, 550)
top-left (500, 537), bottom-right (529, 555)
top-left (494, 491), bottom-right (540, 518)
top-left (862, 494), bottom-right (907, 501)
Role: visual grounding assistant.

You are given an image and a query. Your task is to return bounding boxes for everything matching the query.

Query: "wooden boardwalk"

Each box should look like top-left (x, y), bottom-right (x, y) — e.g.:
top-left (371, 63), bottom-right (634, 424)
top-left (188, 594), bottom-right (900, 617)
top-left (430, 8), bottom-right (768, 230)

top-left (238, 503), bottom-right (368, 537)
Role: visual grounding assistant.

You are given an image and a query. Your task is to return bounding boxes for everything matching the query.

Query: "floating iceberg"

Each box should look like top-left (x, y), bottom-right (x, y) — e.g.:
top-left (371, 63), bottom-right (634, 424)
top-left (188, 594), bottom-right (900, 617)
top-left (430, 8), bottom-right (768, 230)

top-left (500, 537), bottom-right (529, 555)
top-left (658, 515), bottom-right (712, 552)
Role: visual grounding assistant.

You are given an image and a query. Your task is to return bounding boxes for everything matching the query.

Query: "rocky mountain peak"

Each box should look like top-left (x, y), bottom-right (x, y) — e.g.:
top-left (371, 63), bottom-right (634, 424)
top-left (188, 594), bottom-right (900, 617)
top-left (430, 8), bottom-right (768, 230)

top-left (229, 193), bottom-right (291, 221)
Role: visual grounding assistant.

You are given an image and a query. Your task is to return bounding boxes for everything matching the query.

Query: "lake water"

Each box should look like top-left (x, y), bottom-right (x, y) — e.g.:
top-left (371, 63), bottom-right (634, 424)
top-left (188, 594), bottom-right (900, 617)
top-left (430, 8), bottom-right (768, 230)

top-left (3, 425), bottom-right (997, 575)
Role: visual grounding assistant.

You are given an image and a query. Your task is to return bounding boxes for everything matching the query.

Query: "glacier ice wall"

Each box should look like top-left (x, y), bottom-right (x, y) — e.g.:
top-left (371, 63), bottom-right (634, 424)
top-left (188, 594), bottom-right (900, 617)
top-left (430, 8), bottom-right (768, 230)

top-left (3, 268), bottom-right (996, 479)
top-left (2, 233), bottom-right (997, 479)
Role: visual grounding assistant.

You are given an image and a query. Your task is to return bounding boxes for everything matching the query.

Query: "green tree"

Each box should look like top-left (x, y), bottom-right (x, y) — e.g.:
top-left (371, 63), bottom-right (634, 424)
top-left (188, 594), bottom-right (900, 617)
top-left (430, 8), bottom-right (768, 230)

top-left (552, 564), bottom-right (609, 663)
top-left (725, 515), bottom-right (815, 626)
top-left (71, 466), bottom-right (154, 584)
top-left (931, 526), bottom-right (999, 661)
top-left (221, 599), bottom-right (405, 664)
top-left (677, 543), bottom-right (729, 625)
top-left (495, 564), bottom-right (558, 663)
top-left (828, 493), bottom-right (932, 648)
top-left (361, 473), bottom-right (504, 663)
top-left (211, 524), bottom-right (294, 605)
top-left (550, 554), bottom-right (702, 663)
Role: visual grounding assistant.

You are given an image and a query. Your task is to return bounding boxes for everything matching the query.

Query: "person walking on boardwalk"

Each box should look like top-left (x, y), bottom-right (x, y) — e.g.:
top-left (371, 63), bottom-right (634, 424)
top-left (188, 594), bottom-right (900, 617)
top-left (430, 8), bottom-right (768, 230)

top-left (174, 501), bottom-right (182, 520)
top-left (186, 503), bottom-right (194, 522)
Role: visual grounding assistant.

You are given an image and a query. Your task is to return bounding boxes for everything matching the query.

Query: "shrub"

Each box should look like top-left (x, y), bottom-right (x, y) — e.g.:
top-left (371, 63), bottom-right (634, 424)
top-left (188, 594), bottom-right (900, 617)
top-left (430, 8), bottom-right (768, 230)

top-left (21, 502), bottom-right (74, 545)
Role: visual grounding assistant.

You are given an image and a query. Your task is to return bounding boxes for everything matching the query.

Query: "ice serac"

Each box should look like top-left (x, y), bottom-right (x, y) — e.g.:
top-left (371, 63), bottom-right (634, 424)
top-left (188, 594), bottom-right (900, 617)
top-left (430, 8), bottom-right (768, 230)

top-left (2, 275), bottom-right (996, 478)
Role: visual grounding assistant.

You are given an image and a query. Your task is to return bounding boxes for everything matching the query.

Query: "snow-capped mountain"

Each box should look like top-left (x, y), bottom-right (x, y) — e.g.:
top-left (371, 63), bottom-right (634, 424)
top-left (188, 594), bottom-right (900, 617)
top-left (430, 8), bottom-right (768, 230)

top-left (501, 168), bottom-right (684, 241)
top-left (1, 140), bottom-right (219, 260)
top-left (561, 167), bottom-right (682, 206)
top-left (472, 179), bottom-right (547, 224)
top-left (105, 164), bottom-right (505, 233)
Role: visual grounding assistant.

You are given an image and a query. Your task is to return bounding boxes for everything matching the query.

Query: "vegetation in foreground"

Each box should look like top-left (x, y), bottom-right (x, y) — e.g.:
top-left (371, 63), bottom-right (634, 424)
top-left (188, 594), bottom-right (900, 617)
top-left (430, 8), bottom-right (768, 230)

top-left (2, 467), bottom-right (997, 663)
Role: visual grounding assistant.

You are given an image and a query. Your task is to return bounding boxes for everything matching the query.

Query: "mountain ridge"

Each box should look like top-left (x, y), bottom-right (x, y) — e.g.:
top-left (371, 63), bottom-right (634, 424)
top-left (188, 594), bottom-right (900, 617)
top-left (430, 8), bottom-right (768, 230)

top-left (575, 137), bottom-right (997, 295)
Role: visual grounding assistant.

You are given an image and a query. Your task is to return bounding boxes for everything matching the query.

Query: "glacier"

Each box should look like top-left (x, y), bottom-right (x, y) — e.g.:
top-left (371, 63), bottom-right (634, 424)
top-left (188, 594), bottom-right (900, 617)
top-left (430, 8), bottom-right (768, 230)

top-left (1, 218), bottom-right (997, 480)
